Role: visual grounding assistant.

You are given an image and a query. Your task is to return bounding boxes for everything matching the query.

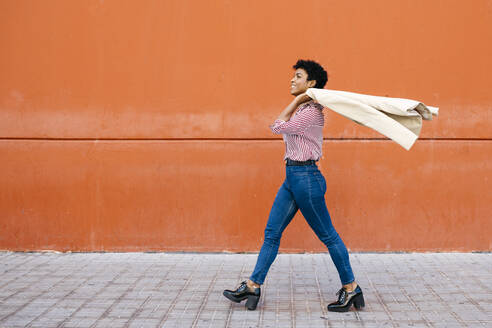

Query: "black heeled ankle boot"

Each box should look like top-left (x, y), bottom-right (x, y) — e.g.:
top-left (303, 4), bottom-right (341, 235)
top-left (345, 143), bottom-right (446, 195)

top-left (223, 280), bottom-right (261, 310)
top-left (327, 285), bottom-right (365, 312)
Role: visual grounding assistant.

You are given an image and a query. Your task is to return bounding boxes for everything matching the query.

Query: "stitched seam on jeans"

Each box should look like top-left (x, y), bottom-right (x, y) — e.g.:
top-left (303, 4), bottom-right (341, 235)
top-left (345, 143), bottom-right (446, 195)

top-left (257, 198), bottom-right (296, 283)
top-left (315, 173), bottom-right (325, 192)
top-left (307, 175), bottom-right (329, 240)
top-left (308, 174), bottom-right (352, 284)
top-left (335, 243), bottom-right (354, 285)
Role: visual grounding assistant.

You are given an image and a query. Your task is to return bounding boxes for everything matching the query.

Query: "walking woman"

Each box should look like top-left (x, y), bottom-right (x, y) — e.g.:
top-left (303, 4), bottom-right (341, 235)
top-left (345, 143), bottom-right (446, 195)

top-left (223, 59), bottom-right (365, 312)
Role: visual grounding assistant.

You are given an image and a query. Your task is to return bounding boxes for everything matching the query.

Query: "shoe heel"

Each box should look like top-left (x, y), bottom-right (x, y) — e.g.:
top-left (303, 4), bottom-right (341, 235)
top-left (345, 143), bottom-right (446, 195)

top-left (353, 293), bottom-right (365, 309)
top-left (245, 295), bottom-right (260, 310)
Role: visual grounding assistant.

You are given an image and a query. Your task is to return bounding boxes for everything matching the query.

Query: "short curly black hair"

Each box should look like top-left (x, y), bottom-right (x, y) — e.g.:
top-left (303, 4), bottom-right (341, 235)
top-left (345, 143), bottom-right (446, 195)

top-left (292, 59), bottom-right (328, 89)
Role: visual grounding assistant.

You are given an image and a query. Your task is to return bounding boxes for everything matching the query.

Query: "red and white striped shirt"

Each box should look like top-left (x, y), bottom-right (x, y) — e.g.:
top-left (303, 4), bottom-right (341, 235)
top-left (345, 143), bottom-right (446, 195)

top-left (269, 100), bottom-right (325, 161)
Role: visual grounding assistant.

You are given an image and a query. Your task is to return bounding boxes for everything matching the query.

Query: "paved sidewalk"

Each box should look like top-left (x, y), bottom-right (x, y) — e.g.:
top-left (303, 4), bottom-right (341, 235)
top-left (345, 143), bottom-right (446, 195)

top-left (0, 252), bottom-right (490, 328)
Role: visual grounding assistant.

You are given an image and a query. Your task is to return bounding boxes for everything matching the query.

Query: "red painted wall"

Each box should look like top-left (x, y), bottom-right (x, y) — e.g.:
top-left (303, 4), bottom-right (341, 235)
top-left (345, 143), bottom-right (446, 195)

top-left (1, 0), bottom-right (491, 251)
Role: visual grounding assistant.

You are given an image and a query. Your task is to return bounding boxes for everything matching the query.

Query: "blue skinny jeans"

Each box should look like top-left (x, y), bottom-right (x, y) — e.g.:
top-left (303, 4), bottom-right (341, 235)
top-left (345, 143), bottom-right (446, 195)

top-left (249, 163), bottom-right (355, 286)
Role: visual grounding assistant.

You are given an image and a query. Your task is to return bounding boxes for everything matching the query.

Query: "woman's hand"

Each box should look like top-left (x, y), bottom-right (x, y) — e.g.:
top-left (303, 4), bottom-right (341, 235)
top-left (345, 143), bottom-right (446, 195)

top-left (295, 92), bottom-right (312, 105)
top-left (276, 93), bottom-right (314, 122)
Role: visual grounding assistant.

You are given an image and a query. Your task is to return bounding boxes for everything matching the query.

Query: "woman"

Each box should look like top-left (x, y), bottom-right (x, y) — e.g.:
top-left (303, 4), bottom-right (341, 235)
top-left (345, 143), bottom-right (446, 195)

top-left (223, 59), bottom-right (364, 312)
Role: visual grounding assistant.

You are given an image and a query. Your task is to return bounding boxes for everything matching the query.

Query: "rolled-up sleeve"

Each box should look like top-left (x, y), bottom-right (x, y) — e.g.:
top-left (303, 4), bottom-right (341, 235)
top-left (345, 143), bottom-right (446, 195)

top-left (269, 106), bottom-right (320, 135)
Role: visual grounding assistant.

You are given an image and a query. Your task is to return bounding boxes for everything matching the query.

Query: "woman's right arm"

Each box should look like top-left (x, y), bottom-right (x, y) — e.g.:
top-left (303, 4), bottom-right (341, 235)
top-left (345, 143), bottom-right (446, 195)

top-left (276, 93), bottom-right (311, 122)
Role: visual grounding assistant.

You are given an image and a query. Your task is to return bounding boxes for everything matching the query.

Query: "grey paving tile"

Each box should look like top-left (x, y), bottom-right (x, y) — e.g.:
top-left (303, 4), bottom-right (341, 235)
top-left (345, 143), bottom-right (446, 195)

top-left (0, 252), bottom-right (490, 328)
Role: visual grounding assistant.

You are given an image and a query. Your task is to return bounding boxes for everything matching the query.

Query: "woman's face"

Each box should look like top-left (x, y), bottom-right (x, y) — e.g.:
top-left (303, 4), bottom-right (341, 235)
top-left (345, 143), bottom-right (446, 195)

top-left (290, 68), bottom-right (316, 96)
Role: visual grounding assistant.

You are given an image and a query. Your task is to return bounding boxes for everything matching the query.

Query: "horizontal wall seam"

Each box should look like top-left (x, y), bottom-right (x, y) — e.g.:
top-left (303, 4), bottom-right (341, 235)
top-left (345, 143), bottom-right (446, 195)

top-left (0, 138), bottom-right (491, 141)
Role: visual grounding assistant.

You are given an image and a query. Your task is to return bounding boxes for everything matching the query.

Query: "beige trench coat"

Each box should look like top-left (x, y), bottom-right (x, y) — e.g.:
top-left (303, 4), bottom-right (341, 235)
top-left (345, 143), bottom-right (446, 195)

top-left (305, 88), bottom-right (439, 150)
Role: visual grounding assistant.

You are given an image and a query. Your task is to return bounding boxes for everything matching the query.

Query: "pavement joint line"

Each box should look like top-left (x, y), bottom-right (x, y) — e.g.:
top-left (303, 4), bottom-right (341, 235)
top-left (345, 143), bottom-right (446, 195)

top-left (154, 254), bottom-right (182, 290)
top-left (442, 259), bottom-right (491, 315)
top-left (289, 254), bottom-right (296, 328)
top-left (362, 263), bottom-right (397, 327)
top-left (0, 254), bottom-right (51, 291)
top-left (23, 256), bottom-right (100, 328)
top-left (202, 278), bottom-right (224, 328)
top-left (386, 259), bottom-right (432, 327)
top-left (55, 258), bottom-right (132, 327)
top-left (352, 291), bottom-right (363, 324)
top-left (352, 311), bottom-right (364, 327)
top-left (0, 252), bottom-right (37, 279)
top-left (320, 250), bottom-right (344, 320)
top-left (156, 255), bottom-right (198, 327)
top-left (95, 260), bottom-right (155, 328)
top-left (0, 255), bottom-right (72, 324)
top-left (303, 255), bottom-right (326, 326)
top-left (298, 256), bottom-right (311, 325)
top-left (177, 261), bottom-right (205, 322)
top-left (125, 295), bottom-right (151, 326)
top-left (398, 284), bottom-right (433, 327)
top-left (224, 258), bottom-right (247, 328)
top-left (455, 269), bottom-right (489, 313)
top-left (190, 257), bottom-right (225, 328)
top-left (312, 255), bottom-right (331, 328)
top-left (425, 278), bottom-right (467, 326)
top-left (121, 254), bottom-right (182, 327)
top-left (274, 267), bottom-right (282, 326)
top-left (257, 269), bottom-right (268, 328)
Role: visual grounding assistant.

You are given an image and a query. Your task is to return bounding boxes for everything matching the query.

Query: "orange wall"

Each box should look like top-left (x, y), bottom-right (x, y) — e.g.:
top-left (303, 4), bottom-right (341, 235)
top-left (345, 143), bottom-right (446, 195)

top-left (1, 0), bottom-right (491, 252)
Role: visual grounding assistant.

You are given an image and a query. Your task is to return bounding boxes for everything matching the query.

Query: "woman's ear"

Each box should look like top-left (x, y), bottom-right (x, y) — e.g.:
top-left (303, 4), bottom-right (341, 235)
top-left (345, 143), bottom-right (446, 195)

top-left (308, 80), bottom-right (316, 88)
